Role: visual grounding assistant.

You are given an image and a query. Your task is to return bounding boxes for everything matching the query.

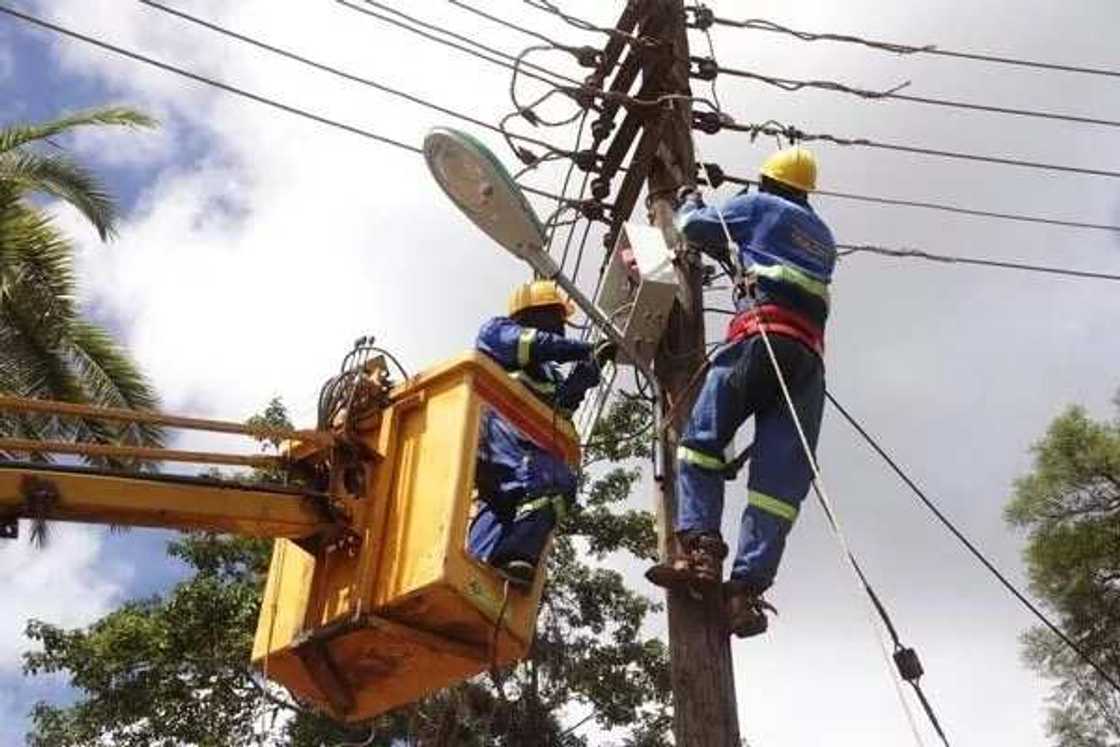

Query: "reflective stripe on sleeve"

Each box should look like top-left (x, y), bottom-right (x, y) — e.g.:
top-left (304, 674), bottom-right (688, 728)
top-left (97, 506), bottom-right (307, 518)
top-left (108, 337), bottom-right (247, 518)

top-left (677, 445), bottom-right (727, 472)
top-left (516, 494), bottom-right (565, 520)
top-left (517, 328), bottom-right (537, 367)
top-left (750, 262), bottom-right (830, 303)
top-left (748, 490), bottom-right (799, 522)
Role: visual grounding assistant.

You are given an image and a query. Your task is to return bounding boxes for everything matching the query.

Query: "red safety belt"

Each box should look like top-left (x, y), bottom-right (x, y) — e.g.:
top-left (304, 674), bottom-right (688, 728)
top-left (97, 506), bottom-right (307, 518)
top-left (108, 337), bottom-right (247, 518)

top-left (726, 304), bottom-right (825, 358)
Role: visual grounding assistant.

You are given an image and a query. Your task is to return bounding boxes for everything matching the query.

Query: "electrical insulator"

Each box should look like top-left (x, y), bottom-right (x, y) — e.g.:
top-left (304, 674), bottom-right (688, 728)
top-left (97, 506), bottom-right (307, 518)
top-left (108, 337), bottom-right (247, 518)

top-left (591, 117), bottom-right (614, 141)
top-left (691, 57), bottom-right (718, 81)
top-left (515, 147), bottom-right (539, 166)
top-left (567, 85), bottom-right (596, 111)
top-left (591, 177), bottom-right (610, 201)
top-left (573, 150), bottom-right (599, 172)
top-left (693, 110), bottom-right (723, 134)
top-left (686, 5), bottom-right (715, 30)
top-left (893, 647), bottom-right (924, 682)
top-left (577, 200), bottom-right (605, 222)
top-left (695, 162), bottom-right (725, 188)
top-left (574, 46), bottom-right (601, 69)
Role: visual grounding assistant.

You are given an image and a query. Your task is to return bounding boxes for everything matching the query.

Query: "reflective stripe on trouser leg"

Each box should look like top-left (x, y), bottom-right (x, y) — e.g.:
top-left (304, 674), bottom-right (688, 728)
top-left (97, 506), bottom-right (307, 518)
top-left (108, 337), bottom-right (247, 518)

top-left (490, 495), bottom-right (561, 566)
top-left (748, 490), bottom-right (798, 522)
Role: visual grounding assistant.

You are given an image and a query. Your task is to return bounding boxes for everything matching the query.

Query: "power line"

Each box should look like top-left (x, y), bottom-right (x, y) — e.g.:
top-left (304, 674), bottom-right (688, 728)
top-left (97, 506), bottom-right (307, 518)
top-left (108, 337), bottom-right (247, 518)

top-left (711, 118), bottom-right (1120, 180)
top-left (817, 188), bottom-right (1120, 234)
top-left (140, 0), bottom-right (570, 158)
top-left (694, 10), bottom-right (1120, 80)
top-left (334, 0), bottom-right (578, 87)
top-left (520, 0), bottom-right (640, 44)
top-left (447, 0), bottom-right (565, 50)
top-left (0, 4), bottom-right (574, 206)
top-left (339, 0), bottom-right (716, 117)
top-left (825, 390), bottom-right (1120, 697)
top-left (837, 243), bottom-right (1120, 282)
top-left (711, 66), bottom-right (1120, 130)
top-left (707, 169), bottom-right (1120, 234)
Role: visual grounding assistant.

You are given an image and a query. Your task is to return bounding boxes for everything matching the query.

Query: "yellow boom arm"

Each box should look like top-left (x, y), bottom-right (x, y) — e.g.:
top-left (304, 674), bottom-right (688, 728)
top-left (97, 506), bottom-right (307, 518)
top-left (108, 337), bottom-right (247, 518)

top-left (0, 464), bottom-right (335, 539)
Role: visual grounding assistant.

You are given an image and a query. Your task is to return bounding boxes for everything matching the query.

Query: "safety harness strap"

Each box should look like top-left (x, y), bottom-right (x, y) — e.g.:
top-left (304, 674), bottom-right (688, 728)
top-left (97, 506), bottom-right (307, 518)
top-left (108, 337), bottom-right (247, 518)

top-left (726, 304), bottom-right (825, 357)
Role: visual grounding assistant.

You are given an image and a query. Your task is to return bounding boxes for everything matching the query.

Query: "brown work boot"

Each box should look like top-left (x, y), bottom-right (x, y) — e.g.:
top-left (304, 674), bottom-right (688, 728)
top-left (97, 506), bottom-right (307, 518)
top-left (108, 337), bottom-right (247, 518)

top-left (724, 580), bottom-right (776, 639)
top-left (645, 532), bottom-right (728, 589)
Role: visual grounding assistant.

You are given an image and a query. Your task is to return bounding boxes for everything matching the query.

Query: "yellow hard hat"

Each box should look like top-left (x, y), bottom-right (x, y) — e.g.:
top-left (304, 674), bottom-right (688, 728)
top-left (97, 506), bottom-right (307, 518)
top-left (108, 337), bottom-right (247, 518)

top-left (508, 280), bottom-right (575, 319)
top-left (759, 146), bottom-right (818, 193)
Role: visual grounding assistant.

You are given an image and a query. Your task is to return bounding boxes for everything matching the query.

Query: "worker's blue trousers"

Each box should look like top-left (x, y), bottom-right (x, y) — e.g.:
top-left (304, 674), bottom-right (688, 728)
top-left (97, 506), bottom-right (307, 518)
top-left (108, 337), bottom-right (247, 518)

top-left (467, 412), bottom-right (574, 568)
top-left (677, 334), bottom-right (825, 592)
top-left (468, 498), bottom-right (560, 567)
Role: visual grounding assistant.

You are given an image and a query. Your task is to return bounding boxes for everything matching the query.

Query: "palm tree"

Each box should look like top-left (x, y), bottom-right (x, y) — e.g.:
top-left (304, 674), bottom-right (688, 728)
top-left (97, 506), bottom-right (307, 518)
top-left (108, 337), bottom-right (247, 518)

top-left (0, 107), bottom-right (164, 460)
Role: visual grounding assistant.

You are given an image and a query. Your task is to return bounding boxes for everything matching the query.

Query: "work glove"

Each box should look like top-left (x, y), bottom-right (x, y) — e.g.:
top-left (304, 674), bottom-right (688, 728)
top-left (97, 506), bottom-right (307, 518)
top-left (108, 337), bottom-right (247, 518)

top-left (593, 340), bottom-right (618, 367)
top-left (517, 451), bottom-right (578, 497)
top-left (555, 359), bottom-right (601, 411)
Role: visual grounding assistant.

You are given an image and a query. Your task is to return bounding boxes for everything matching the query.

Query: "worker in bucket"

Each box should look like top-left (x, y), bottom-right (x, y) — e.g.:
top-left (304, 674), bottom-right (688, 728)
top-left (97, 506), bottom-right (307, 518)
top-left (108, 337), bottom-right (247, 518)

top-left (646, 147), bottom-right (836, 638)
top-left (469, 280), bottom-right (614, 586)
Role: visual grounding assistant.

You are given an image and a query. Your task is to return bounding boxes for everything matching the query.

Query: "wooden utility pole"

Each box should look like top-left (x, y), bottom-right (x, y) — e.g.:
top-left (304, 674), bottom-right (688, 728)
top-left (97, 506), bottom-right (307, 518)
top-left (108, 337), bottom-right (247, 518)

top-left (642, 1), bottom-right (742, 743)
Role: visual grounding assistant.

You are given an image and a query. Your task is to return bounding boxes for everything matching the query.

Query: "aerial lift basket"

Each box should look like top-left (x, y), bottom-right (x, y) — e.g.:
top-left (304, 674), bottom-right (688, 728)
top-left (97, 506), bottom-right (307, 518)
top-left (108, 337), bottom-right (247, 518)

top-left (250, 352), bottom-right (579, 721)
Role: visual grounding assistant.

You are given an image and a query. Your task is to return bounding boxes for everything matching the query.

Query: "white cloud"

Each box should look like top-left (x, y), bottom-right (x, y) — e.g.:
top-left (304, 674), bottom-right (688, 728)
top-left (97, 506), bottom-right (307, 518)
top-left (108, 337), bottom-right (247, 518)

top-left (0, 523), bottom-right (129, 671)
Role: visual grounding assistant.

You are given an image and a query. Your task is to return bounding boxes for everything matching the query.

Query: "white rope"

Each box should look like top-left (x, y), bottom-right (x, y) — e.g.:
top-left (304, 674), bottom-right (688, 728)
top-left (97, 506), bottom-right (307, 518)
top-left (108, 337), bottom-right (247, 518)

top-left (693, 154), bottom-right (927, 746)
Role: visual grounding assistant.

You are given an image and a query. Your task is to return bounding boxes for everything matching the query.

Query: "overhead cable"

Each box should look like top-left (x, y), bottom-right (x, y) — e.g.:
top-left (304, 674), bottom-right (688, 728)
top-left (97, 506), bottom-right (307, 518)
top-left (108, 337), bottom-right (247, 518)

top-left (520, 0), bottom-right (643, 45)
top-left (140, 1), bottom-right (571, 159)
top-left (692, 10), bottom-right (1120, 80)
top-left (711, 66), bottom-right (1120, 129)
top-left (825, 390), bottom-right (1120, 697)
top-left (448, 0), bottom-right (574, 54)
top-left (0, 4), bottom-right (575, 206)
top-left (341, 0), bottom-right (715, 117)
top-left (837, 244), bottom-right (1120, 282)
top-left (709, 117), bottom-right (1120, 180)
top-left (708, 169), bottom-right (1120, 234)
top-left (335, 0), bottom-right (578, 87)
top-left (847, 552), bottom-right (951, 746)
top-left (816, 189), bottom-right (1120, 234)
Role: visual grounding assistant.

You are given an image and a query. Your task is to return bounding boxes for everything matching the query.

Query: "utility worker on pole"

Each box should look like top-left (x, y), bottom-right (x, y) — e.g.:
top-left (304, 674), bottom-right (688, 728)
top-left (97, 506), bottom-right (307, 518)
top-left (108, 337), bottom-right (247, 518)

top-left (646, 147), bottom-right (836, 638)
top-left (469, 280), bottom-right (612, 585)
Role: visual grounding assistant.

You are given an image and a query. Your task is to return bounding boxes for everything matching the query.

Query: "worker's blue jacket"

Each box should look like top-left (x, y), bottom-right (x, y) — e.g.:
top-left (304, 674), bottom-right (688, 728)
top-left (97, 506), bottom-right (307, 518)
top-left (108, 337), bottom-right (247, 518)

top-left (469, 317), bottom-right (597, 566)
top-left (677, 190), bottom-right (837, 328)
top-left (475, 317), bottom-right (597, 415)
top-left (673, 189), bottom-right (837, 593)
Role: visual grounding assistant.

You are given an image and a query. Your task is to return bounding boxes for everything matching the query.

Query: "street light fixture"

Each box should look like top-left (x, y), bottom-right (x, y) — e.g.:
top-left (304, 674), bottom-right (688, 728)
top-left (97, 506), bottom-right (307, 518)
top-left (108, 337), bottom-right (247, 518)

top-left (423, 127), bottom-right (657, 387)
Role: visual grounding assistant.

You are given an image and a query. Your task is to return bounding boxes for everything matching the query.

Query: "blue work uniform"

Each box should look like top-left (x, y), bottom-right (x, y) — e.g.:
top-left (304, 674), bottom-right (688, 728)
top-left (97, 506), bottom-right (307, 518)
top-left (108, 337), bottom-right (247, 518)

top-left (468, 317), bottom-right (598, 567)
top-left (675, 190), bottom-right (837, 592)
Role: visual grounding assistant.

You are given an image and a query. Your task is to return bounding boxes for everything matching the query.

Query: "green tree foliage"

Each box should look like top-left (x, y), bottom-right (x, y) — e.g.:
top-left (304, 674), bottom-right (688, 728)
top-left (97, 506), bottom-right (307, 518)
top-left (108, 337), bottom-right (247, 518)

top-left (0, 107), bottom-right (162, 455)
top-left (1006, 400), bottom-right (1120, 745)
top-left (24, 397), bottom-right (671, 745)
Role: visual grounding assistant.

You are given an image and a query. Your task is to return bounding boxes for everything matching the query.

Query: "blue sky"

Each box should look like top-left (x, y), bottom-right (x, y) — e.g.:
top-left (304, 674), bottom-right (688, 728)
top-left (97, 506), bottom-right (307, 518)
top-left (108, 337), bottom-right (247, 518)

top-left (0, 21), bottom-right (196, 744)
top-left (2, 1), bottom-right (1120, 745)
